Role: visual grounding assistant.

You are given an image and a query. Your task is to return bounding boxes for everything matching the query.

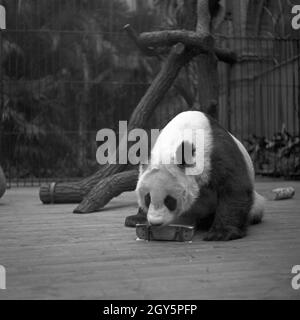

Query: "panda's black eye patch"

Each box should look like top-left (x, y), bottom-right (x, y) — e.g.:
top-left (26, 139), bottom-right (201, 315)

top-left (145, 193), bottom-right (151, 207)
top-left (164, 195), bottom-right (177, 211)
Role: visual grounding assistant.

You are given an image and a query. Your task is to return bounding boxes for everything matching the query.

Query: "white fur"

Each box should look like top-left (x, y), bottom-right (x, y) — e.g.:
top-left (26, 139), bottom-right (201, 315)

top-left (150, 111), bottom-right (213, 185)
top-left (230, 133), bottom-right (255, 185)
top-left (137, 111), bottom-right (214, 214)
top-left (136, 165), bottom-right (200, 214)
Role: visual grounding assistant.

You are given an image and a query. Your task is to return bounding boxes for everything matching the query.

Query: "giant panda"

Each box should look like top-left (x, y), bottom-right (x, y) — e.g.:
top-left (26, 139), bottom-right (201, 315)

top-left (125, 111), bottom-right (264, 241)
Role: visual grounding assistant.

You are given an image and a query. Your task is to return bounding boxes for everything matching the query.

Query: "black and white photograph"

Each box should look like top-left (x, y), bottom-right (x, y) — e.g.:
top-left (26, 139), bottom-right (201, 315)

top-left (0, 0), bottom-right (300, 303)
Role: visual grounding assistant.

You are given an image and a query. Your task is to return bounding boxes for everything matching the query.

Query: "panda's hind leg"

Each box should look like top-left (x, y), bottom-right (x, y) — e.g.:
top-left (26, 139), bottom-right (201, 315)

top-left (125, 207), bottom-right (147, 227)
top-left (203, 192), bottom-right (251, 241)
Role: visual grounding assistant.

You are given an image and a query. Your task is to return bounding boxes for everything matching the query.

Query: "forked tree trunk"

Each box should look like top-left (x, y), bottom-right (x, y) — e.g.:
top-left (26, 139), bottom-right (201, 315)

top-left (194, 0), bottom-right (219, 117)
top-left (39, 0), bottom-right (237, 213)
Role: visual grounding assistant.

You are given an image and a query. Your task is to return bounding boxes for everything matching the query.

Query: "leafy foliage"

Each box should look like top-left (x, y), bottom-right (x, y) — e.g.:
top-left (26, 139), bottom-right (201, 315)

top-left (245, 128), bottom-right (300, 178)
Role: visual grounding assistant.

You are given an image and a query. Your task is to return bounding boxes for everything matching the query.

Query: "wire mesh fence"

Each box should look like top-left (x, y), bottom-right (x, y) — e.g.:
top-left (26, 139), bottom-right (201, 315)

top-left (218, 36), bottom-right (300, 178)
top-left (0, 1), bottom-right (299, 187)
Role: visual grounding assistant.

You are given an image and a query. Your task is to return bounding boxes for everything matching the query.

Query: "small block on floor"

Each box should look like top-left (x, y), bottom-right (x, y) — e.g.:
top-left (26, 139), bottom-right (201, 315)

top-left (136, 224), bottom-right (195, 242)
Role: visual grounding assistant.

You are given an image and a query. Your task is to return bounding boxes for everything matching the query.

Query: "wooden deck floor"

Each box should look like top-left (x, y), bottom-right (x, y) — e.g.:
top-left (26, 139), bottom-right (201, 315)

top-left (0, 180), bottom-right (300, 300)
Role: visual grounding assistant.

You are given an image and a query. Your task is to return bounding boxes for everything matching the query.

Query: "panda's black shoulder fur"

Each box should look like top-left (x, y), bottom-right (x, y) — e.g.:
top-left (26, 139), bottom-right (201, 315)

top-left (206, 113), bottom-right (253, 192)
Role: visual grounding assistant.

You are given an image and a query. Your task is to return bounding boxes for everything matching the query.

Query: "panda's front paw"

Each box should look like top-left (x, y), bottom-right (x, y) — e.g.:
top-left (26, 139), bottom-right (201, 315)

top-left (203, 226), bottom-right (245, 241)
top-left (125, 214), bottom-right (147, 228)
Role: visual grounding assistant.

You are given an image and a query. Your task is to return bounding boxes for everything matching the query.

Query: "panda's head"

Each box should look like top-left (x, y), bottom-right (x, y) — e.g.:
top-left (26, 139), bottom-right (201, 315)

top-left (136, 141), bottom-right (200, 226)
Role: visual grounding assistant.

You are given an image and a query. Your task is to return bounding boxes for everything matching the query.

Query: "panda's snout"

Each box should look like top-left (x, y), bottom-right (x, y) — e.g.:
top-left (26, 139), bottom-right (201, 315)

top-left (148, 218), bottom-right (164, 226)
top-left (147, 208), bottom-right (165, 226)
top-left (147, 205), bottom-right (173, 226)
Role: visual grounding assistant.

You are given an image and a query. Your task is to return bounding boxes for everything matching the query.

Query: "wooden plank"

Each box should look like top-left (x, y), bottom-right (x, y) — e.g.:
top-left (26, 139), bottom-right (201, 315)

top-left (0, 181), bottom-right (300, 299)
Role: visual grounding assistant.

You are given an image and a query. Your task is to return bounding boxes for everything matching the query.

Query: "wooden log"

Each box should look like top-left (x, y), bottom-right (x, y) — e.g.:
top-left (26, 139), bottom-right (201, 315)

top-left (138, 30), bottom-right (213, 52)
top-left (138, 30), bottom-right (237, 64)
top-left (39, 182), bottom-right (85, 204)
top-left (39, 163), bottom-right (127, 204)
top-left (73, 170), bottom-right (138, 214)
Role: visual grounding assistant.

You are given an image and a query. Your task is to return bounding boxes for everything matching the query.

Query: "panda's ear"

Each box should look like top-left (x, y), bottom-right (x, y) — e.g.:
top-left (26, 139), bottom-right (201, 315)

top-left (175, 141), bottom-right (195, 168)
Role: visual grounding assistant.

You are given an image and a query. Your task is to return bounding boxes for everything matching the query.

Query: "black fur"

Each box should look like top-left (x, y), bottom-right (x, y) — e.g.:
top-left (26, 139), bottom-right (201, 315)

top-left (201, 115), bottom-right (253, 240)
